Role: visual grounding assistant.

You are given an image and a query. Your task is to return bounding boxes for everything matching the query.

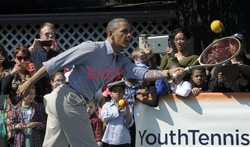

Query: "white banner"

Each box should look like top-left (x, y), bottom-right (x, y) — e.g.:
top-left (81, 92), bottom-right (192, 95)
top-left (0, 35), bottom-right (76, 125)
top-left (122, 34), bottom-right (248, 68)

top-left (134, 93), bottom-right (250, 147)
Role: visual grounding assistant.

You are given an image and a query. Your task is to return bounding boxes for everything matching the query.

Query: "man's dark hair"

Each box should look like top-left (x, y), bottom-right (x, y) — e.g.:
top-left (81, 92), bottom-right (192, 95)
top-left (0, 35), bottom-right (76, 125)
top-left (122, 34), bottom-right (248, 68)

top-left (106, 18), bottom-right (129, 33)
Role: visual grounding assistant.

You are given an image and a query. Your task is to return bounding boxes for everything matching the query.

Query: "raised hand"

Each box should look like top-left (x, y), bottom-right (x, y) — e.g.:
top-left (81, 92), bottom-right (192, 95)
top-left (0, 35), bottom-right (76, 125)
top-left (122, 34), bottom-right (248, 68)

top-left (166, 47), bottom-right (175, 58)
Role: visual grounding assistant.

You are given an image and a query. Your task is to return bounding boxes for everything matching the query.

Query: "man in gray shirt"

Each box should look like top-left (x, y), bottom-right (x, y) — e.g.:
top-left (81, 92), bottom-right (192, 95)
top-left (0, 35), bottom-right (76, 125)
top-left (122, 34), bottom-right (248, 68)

top-left (18, 18), bottom-right (185, 147)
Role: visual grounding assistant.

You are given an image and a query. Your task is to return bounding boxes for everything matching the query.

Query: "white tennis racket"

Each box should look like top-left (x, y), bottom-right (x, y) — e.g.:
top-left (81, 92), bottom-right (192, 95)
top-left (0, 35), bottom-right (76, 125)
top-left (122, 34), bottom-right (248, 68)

top-left (185, 36), bottom-right (241, 72)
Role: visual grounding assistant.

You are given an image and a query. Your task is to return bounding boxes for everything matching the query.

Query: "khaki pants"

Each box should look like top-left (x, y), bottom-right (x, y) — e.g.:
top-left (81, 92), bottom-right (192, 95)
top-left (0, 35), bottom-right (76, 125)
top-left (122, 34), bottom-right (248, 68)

top-left (43, 84), bottom-right (97, 147)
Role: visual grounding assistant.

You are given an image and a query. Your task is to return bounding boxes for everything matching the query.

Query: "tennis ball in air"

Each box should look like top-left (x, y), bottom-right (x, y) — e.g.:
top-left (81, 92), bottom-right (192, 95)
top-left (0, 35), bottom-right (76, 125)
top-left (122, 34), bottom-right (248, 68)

top-left (210, 20), bottom-right (224, 33)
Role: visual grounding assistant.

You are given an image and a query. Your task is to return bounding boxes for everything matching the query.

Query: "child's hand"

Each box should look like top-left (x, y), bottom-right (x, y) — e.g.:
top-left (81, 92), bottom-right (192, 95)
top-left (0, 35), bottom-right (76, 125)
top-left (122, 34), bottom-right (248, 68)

top-left (26, 122), bottom-right (39, 128)
top-left (192, 87), bottom-right (202, 96)
top-left (7, 131), bottom-right (12, 139)
top-left (15, 123), bottom-right (25, 129)
top-left (137, 88), bottom-right (152, 101)
top-left (236, 74), bottom-right (248, 86)
top-left (114, 101), bottom-right (121, 111)
top-left (218, 72), bottom-right (226, 83)
top-left (1, 70), bottom-right (10, 77)
top-left (118, 104), bottom-right (126, 111)
top-left (136, 93), bottom-right (145, 101)
top-left (166, 47), bottom-right (175, 58)
top-left (118, 99), bottom-right (127, 111)
top-left (144, 46), bottom-right (154, 59)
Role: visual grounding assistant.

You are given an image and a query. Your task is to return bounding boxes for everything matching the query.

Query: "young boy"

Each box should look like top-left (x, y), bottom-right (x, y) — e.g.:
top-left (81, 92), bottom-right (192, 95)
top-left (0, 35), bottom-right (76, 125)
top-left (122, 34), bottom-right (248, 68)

top-left (10, 85), bottom-right (46, 147)
top-left (87, 98), bottom-right (103, 147)
top-left (101, 80), bottom-right (133, 147)
top-left (190, 67), bottom-right (209, 96)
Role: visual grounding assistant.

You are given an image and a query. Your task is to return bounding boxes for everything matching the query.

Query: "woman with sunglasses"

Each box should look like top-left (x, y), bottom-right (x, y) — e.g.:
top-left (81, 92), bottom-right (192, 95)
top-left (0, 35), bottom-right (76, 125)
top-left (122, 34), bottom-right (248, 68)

top-left (1, 45), bottom-right (36, 105)
top-left (0, 45), bottom-right (36, 147)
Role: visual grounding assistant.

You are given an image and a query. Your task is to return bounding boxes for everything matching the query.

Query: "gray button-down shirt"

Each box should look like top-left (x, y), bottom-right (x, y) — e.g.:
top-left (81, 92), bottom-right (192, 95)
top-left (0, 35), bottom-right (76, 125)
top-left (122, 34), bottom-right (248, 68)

top-left (43, 40), bottom-right (148, 100)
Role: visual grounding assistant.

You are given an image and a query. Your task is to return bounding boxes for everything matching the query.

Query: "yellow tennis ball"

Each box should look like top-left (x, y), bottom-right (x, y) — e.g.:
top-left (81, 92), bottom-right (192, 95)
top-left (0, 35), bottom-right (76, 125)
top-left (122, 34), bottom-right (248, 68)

top-left (210, 20), bottom-right (224, 33)
top-left (118, 99), bottom-right (127, 107)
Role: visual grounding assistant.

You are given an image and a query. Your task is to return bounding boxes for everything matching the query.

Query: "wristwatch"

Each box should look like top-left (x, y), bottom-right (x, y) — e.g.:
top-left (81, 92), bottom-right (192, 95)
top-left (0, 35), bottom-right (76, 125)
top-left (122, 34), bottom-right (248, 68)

top-left (167, 70), bottom-right (171, 78)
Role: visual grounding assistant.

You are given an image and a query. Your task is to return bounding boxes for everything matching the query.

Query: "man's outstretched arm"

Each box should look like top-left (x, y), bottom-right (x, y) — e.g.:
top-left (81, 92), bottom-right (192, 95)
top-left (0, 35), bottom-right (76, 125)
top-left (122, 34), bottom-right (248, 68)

top-left (143, 67), bottom-right (186, 81)
top-left (17, 66), bottom-right (48, 97)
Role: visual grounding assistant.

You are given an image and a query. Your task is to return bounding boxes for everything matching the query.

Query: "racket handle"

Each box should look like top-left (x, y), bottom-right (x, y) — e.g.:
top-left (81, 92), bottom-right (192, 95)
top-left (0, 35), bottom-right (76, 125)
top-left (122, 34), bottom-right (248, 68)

top-left (172, 67), bottom-right (191, 79)
top-left (172, 73), bottom-right (178, 80)
top-left (184, 67), bottom-right (192, 73)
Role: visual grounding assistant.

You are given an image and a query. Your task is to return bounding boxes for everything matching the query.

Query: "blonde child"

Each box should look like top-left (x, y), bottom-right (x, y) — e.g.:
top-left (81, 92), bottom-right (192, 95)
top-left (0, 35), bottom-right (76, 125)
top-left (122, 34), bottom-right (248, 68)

top-left (132, 48), bottom-right (149, 68)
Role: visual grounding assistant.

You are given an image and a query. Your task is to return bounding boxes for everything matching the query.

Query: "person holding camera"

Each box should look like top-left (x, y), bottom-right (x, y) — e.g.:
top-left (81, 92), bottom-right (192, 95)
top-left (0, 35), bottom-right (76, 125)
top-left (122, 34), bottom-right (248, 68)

top-left (160, 28), bottom-right (198, 81)
top-left (29, 22), bottom-right (61, 71)
top-left (29, 22), bottom-right (62, 102)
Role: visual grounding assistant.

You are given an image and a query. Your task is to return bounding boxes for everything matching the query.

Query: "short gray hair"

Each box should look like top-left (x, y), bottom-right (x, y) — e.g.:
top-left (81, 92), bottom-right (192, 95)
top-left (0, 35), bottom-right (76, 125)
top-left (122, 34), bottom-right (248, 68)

top-left (106, 18), bottom-right (129, 33)
top-left (39, 22), bottom-right (56, 34)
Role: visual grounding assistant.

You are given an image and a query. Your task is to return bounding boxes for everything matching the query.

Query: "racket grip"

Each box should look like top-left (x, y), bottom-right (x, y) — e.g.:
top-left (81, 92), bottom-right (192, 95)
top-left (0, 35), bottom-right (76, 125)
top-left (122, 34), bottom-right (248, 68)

top-left (172, 67), bottom-right (191, 79)
top-left (172, 73), bottom-right (177, 80)
top-left (184, 67), bottom-right (192, 73)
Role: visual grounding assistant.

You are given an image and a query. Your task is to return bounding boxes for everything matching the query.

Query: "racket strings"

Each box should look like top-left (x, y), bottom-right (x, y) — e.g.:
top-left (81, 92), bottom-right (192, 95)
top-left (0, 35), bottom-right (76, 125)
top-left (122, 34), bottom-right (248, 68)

top-left (200, 38), bottom-right (240, 64)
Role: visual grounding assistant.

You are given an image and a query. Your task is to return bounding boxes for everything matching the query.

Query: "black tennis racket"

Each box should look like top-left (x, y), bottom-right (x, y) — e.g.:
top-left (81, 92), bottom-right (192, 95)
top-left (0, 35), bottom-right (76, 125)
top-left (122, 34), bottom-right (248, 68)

top-left (185, 36), bottom-right (241, 72)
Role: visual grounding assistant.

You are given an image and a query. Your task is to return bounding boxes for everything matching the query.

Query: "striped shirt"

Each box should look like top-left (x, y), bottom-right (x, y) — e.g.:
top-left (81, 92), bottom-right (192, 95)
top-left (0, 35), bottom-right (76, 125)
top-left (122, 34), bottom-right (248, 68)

top-left (101, 99), bottom-right (133, 145)
top-left (43, 40), bottom-right (148, 101)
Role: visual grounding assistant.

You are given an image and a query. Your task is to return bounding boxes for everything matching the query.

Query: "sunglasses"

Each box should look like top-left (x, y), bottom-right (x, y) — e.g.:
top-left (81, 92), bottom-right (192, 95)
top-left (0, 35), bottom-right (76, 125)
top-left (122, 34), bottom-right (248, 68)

top-left (44, 32), bottom-right (56, 37)
top-left (54, 79), bottom-right (65, 83)
top-left (16, 56), bottom-right (28, 61)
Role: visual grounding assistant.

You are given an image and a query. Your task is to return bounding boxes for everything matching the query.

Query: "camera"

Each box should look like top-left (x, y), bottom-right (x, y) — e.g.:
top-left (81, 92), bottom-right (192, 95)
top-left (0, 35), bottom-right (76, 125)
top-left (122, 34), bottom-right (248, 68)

top-left (40, 40), bottom-right (52, 47)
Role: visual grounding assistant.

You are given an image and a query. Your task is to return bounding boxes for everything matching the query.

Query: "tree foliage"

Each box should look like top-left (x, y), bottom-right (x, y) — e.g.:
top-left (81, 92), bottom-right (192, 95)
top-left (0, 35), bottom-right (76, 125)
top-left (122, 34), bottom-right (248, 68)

top-left (176, 0), bottom-right (249, 54)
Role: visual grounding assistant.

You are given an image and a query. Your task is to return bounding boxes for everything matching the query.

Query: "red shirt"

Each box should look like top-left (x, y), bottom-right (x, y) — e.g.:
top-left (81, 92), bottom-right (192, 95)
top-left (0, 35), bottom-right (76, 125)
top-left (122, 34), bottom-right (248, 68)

top-left (89, 113), bottom-right (103, 141)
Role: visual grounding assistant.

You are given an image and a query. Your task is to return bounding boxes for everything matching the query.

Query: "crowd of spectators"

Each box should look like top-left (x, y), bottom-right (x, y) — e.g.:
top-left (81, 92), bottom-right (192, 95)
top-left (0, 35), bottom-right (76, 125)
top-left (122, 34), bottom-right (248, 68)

top-left (0, 20), bottom-right (249, 147)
